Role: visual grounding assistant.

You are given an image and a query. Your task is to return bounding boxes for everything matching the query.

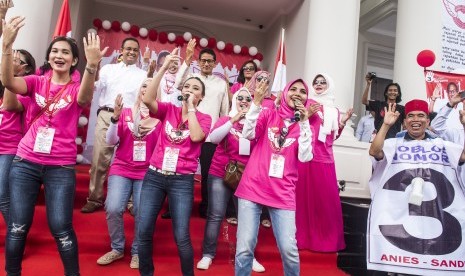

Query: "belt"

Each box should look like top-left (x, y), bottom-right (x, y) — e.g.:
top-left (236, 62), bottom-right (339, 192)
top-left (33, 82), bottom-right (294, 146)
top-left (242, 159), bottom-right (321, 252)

top-left (98, 106), bottom-right (114, 113)
top-left (149, 165), bottom-right (180, 176)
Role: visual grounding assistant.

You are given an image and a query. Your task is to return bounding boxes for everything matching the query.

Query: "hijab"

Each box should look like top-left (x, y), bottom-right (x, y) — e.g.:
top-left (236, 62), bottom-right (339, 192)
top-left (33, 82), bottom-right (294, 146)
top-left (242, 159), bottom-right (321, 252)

top-left (277, 79), bottom-right (309, 120)
top-left (229, 87), bottom-right (252, 118)
top-left (132, 78), bottom-right (159, 137)
top-left (309, 73), bottom-right (339, 139)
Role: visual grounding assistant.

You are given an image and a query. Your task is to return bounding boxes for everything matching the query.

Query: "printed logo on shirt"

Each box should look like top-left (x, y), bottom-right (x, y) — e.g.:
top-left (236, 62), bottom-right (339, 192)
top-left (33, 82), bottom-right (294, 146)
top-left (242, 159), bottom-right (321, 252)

top-left (267, 127), bottom-right (295, 151)
top-left (127, 120), bottom-right (156, 137)
top-left (165, 121), bottom-right (190, 144)
top-left (229, 127), bottom-right (244, 140)
top-left (35, 93), bottom-right (72, 115)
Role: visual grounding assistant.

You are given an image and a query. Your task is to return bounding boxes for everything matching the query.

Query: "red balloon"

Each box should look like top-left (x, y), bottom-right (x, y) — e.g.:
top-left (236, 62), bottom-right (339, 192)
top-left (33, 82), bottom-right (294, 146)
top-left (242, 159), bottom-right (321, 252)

top-left (93, 18), bottom-right (102, 29)
top-left (77, 145), bottom-right (83, 154)
top-left (255, 53), bottom-right (263, 61)
top-left (224, 43), bottom-right (233, 54)
top-left (130, 25), bottom-right (139, 37)
top-left (77, 128), bottom-right (84, 136)
top-left (207, 37), bottom-right (216, 48)
top-left (111, 21), bottom-right (121, 32)
top-left (148, 29), bottom-right (158, 41)
top-left (240, 46), bottom-right (248, 55)
top-left (159, 32), bottom-right (168, 44)
top-left (175, 36), bottom-right (185, 46)
top-left (193, 36), bottom-right (200, 43)
top-left (417, 50), bottom-right (435, 68)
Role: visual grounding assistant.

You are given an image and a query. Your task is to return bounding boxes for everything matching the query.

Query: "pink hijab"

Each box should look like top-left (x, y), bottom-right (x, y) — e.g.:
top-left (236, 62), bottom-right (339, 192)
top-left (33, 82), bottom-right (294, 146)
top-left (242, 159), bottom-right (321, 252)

top-left (277, 79), bottom-right (309, 120)
top-left (246, 71), bottom-right (271, 97)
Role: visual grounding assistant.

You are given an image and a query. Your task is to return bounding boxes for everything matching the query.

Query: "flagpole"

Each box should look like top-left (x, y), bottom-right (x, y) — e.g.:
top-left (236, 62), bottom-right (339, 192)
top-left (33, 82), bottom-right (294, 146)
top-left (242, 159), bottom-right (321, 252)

top-left (279, 28), bottom-right (285, 62)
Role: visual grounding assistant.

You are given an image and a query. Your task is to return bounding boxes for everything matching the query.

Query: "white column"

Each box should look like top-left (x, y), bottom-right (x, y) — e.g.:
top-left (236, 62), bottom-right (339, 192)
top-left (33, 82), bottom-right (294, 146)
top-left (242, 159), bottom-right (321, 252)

top-left (303, 0), bottom-right (360, 139)
top-left (393, 0), bottom-right (442, 102)
top-left (4, 0), bottom-right (56, 66)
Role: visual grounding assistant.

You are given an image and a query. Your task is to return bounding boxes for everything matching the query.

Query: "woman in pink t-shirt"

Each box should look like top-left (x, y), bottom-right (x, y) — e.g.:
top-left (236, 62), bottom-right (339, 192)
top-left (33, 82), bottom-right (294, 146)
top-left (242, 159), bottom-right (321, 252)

top-left (96, 78), bottom-right (161, 269)
top-left (1, 16), bottom-right (106, 276)
top-left (235, 79), bottom-right (314, 275)
top-left (296, 73), bottom-right (352, 252)
top-left (0, 49), bottom-right (35, 224)
top-left (247, 70), bottom-right (276, 111)
top-left (230, 60), bottom-right (257, 94)
top-left (138, 49), bottom-right (211, 276)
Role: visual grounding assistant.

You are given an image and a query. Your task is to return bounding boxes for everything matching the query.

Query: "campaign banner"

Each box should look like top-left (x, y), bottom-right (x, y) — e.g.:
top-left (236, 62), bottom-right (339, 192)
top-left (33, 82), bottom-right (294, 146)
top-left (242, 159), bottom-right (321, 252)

top-left (367, 138), bottom-right (465, 275)
top-left (424, 69), bottom-right (464, 100)
top-left (441, 0), bottom-right (465, 71)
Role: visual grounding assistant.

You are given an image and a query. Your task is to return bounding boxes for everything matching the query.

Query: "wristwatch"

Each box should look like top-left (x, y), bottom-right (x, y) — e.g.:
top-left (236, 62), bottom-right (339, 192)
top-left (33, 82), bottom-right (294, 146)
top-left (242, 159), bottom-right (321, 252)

top-left (85, 66), bottom-right (96, 74)
top-left (110, 117), bottom-right (119, 124)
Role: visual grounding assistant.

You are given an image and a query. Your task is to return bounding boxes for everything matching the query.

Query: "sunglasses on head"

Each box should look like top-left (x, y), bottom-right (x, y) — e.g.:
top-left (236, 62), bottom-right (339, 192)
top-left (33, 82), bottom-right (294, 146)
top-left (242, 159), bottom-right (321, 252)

top-left (242, 66), bottom-right (255, 72)
top-left (313, 80), bottom-right (327, 85)
top-left (237, 95), bottom-right (252, 102)
top-left (257, 76), bottom-right (270, 84)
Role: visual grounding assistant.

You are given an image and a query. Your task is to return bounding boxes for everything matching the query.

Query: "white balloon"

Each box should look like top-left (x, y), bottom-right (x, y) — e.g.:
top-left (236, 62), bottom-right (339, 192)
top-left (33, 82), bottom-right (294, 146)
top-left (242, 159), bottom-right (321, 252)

top-left (233, 45), bottom-right (241, 54)
top-left (253, 59), bottom-right (261, 68)
top-left (76, 154), bottom-right (84, 163)
top-left (183, 32), bottom-right (192, 42)
top-left (87, 28), bottom-right (97, 35)
top-left (78, 116), bottom-right (88, 126)
top-left (102, 20), bottom-right (111, 30)
top-left (168, 33), bottom-right (176, 42)
top-left (217, 41), bottom-right (225, 51)
top-left (121, 22), bottom-right (131, 32)
top-left (199, 38), bottom-right (208, 47)
top-left (139, 28), bottom-right (148, 37)
top-left (249, 46), bottom-right (258, 56)
top-left (75, 137), bottom-right (82, 145)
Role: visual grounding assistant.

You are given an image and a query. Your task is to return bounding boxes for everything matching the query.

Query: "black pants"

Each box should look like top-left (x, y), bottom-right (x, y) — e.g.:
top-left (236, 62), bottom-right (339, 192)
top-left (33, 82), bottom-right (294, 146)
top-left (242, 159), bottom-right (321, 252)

top-left (198, 142), bottom-right (217, 217)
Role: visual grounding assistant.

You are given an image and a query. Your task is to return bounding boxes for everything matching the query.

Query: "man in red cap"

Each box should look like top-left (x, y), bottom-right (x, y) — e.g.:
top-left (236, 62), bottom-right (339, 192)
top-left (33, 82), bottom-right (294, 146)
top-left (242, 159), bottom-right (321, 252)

top-left (366, 100), bottom-right (465, 275)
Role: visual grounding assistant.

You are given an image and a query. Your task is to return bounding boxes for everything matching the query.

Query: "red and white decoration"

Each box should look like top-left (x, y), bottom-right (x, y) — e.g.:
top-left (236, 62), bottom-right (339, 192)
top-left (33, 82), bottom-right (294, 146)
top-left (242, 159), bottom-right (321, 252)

top-left (271, 28), bottom-right (287, 98)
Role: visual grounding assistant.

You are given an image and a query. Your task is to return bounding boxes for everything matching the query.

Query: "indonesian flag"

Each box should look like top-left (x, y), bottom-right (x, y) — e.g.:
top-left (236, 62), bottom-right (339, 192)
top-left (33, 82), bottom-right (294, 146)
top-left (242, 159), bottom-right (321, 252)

top-left (271, 28), bottom-right (286, 98)
top-left (53, 0), bottom-right (72, 38)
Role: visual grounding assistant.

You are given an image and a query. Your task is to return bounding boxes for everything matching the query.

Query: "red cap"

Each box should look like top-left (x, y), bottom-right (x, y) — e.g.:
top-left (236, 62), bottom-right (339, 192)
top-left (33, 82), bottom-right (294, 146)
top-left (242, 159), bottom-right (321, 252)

top-left (405, 99), bottom-right (429, 115)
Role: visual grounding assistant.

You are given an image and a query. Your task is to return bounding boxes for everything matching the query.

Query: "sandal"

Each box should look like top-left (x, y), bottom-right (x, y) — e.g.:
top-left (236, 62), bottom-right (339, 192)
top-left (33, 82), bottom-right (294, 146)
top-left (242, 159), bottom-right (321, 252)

top-left (226, 217), bottom-right (238, 225)
top-left (261, 219), bottom-right (271, 228)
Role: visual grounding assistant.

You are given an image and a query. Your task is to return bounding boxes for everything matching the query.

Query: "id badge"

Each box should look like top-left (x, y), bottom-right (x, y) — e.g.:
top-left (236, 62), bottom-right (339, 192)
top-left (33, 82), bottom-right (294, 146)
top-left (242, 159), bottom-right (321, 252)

top-left (133, 141), bottom-right (147, 161)
top-left (33, 127), bottom-right (55, 154)
top-left (238, 137), bottom-right (251, 155)
top-left (162, 147), bottom-right (180, 172)
top-left (269, 153), bottom-right (285, 178)
top-left (318, 129), bottom-right (327, 143)
top-left (0, 114), bottom-right (3, 126)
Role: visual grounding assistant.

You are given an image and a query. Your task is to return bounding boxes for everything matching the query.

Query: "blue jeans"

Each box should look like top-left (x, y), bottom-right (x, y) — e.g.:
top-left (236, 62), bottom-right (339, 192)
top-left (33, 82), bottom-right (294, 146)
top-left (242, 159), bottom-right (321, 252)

top-left (6, 157), bottom-right (79, 276)
top-left (0, 154), bottom-right (14, 224)
top-left (138, 168), bottom-right (194, 276)
top-left (105, 175), bottom-right (142, 256)
top-left (235, 198), bottom-right (299, 276)
top-left (202, 174), bottom-right (236, 258)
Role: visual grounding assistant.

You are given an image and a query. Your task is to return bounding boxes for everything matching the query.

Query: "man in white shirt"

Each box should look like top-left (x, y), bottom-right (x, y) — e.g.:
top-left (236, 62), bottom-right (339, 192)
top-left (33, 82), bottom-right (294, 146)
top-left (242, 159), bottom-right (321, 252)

top-left (355, 111), bottom-right (375, 142)
top-left (81, 37), bottom-right (147, 213)
top-left (176, 39), bottom-right (229, 218)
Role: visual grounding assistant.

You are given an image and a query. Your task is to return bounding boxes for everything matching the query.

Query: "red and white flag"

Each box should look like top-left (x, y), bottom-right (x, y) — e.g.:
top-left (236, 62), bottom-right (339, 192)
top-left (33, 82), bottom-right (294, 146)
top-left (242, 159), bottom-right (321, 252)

top-left (53, 0), bottom-right (72, 38)
top-left (271, 28), bottom-right (286, 98)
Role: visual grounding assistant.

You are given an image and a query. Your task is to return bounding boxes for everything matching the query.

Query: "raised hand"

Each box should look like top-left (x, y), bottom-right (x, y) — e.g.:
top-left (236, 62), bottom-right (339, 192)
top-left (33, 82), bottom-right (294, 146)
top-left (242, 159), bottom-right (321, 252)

top-left (431, 83), bottom-right (441, 100)
top-left (383, 103), bottom-right (400, 127)
top-left (307, 102), bottom-right (320, 118)
top-left (161, 48), bottom-right (181, 71)
top-left (365, 73), bottom-right (373, 85)
top-left (0, 0), bottom-right (12, 18)
top-left (143, 47), bottom-right (151, 63)
top-left (113, 94), bottom-right (123, 120)
top-left (253, 79), bottom-right (269, 106)
top-left (2, 16), bottom-right (25, 48)
top-left (185, 39), bottom-right (196, 65)
top-left (342, 108), bottom-right (354, 125)
top-left (83, 32), bottom-right (108, 67)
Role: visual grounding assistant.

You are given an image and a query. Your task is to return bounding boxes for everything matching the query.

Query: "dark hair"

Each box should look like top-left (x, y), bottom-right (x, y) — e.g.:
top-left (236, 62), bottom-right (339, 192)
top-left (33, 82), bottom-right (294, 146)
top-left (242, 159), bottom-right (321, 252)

top-left (183, 77), bottom-right (206, 97)
top-left (236, 60), bottom-right (257, 84)
top-left (383, 83), bottom-right (402, 103)
top-left (447, 82), bottom-right (458, 92)
top-left (199, 48), bottom-right (216, 61)
top-left (121, 37), bottom-right (140, 49)
top-left (39, 36), bottom-right (79, 75)
top-left (157, 50), bottom-right (170, 65)
top-left (17, 49), bottom-right (36, 76)
top-left (429, 111), bottom-right (437, 121)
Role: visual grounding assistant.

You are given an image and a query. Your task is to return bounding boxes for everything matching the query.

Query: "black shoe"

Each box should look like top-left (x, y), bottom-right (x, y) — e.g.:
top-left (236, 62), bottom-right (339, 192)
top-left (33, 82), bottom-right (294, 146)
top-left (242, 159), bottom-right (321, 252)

top-left (161, 211), bottom-right (171, 219)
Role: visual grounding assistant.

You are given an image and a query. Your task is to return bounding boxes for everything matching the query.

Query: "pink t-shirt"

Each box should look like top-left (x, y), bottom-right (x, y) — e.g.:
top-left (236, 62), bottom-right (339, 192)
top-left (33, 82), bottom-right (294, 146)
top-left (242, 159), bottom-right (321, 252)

top-left (16, 75), bottom-right (83, 165)
top-left (149, 102), bottom-right (212, 174)
top-left (109, 108), bottom-right (161, 180)
top-left (230, 82), bottom-right (244, 94)
top-left (235, 109), bottom-right (303, 210)
top-left (261, 98), bottom-right (276, 110)
top-left (307, 99), bottom-right (340, 163)
top-left (209, 116), bottom-right (257, 178)
top-left (0, 96), bottom-right (30, 154)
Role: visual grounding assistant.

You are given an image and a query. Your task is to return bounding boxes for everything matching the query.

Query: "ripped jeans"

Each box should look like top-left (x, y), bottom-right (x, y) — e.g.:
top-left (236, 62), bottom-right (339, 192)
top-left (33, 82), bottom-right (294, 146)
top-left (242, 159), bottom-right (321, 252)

top-left (5, 156), bottom-right (79, 276)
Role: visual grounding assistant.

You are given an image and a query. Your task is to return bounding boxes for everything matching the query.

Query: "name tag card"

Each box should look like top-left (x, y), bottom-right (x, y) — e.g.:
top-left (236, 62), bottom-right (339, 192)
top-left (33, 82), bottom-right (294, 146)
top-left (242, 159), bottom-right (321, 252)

top-left (133, 141), bottom-right (147, 161)
top-left (33, 127), bottom-right (55, 154)
top-left (269, 153), bottom-right (285, 178)
top-left (162, 147), bottom-right (180, 172)
top-left (239, 137), bottom-right (251, 155)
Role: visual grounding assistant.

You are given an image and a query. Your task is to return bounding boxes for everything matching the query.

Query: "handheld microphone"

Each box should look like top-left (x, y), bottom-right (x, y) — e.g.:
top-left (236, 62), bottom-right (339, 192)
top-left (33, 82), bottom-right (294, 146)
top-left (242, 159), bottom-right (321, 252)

top-left (293, 99), bottom-right (301, 122)
top-left (177, 94), bottom-right (190, 102)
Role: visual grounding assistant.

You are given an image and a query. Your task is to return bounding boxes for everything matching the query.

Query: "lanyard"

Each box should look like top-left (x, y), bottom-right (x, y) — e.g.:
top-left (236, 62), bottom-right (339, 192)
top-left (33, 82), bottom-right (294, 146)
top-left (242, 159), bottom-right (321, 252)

top-left (44, 78), bottom-right (72, 126)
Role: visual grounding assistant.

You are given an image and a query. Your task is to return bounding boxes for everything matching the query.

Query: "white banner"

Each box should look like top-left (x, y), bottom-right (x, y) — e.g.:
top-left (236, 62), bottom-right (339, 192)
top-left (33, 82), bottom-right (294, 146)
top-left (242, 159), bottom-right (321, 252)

top-left (367, 138), bottom-right (465, 275)
top-left (441, 0), bottom-right (465, 71)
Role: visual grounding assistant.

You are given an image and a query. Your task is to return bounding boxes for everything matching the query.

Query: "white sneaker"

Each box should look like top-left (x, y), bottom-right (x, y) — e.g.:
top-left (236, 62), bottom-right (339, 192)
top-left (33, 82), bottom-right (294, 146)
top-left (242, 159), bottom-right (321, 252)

top-left (252, 258), bottom-right (265, 273)
top-left (196, 256), bottom-right (212, 270)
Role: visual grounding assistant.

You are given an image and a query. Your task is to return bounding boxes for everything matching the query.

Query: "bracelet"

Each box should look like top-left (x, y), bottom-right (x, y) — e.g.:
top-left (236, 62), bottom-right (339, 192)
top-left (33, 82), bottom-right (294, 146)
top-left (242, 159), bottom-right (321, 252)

top-left (188, 108), bottom-right (196, 113)
top-left (2, 52), bottom-right (12, 55)
top-left (85, 66), bottom-right (96, 74)
top-left (110, 117), bottom-right (119, 124)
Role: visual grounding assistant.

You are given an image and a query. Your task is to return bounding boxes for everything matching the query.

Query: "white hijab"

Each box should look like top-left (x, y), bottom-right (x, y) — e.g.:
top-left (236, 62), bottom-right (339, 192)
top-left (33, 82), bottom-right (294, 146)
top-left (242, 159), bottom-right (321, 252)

top-left (229, 87), bottom-right (252, 120)
top-left (309, 73), bottom-right (339, 140)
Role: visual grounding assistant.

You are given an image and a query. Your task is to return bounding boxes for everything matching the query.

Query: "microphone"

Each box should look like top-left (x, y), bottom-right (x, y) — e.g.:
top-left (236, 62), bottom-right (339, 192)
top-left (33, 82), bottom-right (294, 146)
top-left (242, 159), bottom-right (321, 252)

top-left (177, 94), bottom-right (190, 102)
top-left (293, 99), bottom-right (301, 122)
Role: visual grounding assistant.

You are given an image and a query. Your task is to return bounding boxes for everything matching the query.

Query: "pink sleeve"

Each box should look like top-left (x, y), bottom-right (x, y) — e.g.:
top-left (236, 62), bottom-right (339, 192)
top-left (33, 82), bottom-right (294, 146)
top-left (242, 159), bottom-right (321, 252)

top-left (199, 114), bottom-right (212, 140)
top-left (150, 101), bottom-right (169, 121)
top-left (17, 95), bottom-right (30, 109)
top-left (230, 82), bottom-right (243, 94)
top-left (23, 75), bottom-right (41, 97)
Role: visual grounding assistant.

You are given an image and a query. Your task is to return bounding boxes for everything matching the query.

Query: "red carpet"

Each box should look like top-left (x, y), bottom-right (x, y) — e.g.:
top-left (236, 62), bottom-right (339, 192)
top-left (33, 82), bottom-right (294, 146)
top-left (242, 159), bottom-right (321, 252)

top-left (0, 164), bottom-right (346, 275)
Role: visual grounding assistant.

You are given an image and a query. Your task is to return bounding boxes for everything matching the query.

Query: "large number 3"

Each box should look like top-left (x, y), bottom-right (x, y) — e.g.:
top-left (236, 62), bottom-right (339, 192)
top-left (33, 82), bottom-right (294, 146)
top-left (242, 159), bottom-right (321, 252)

top-left (379, 168), bottom-right (462, 255)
